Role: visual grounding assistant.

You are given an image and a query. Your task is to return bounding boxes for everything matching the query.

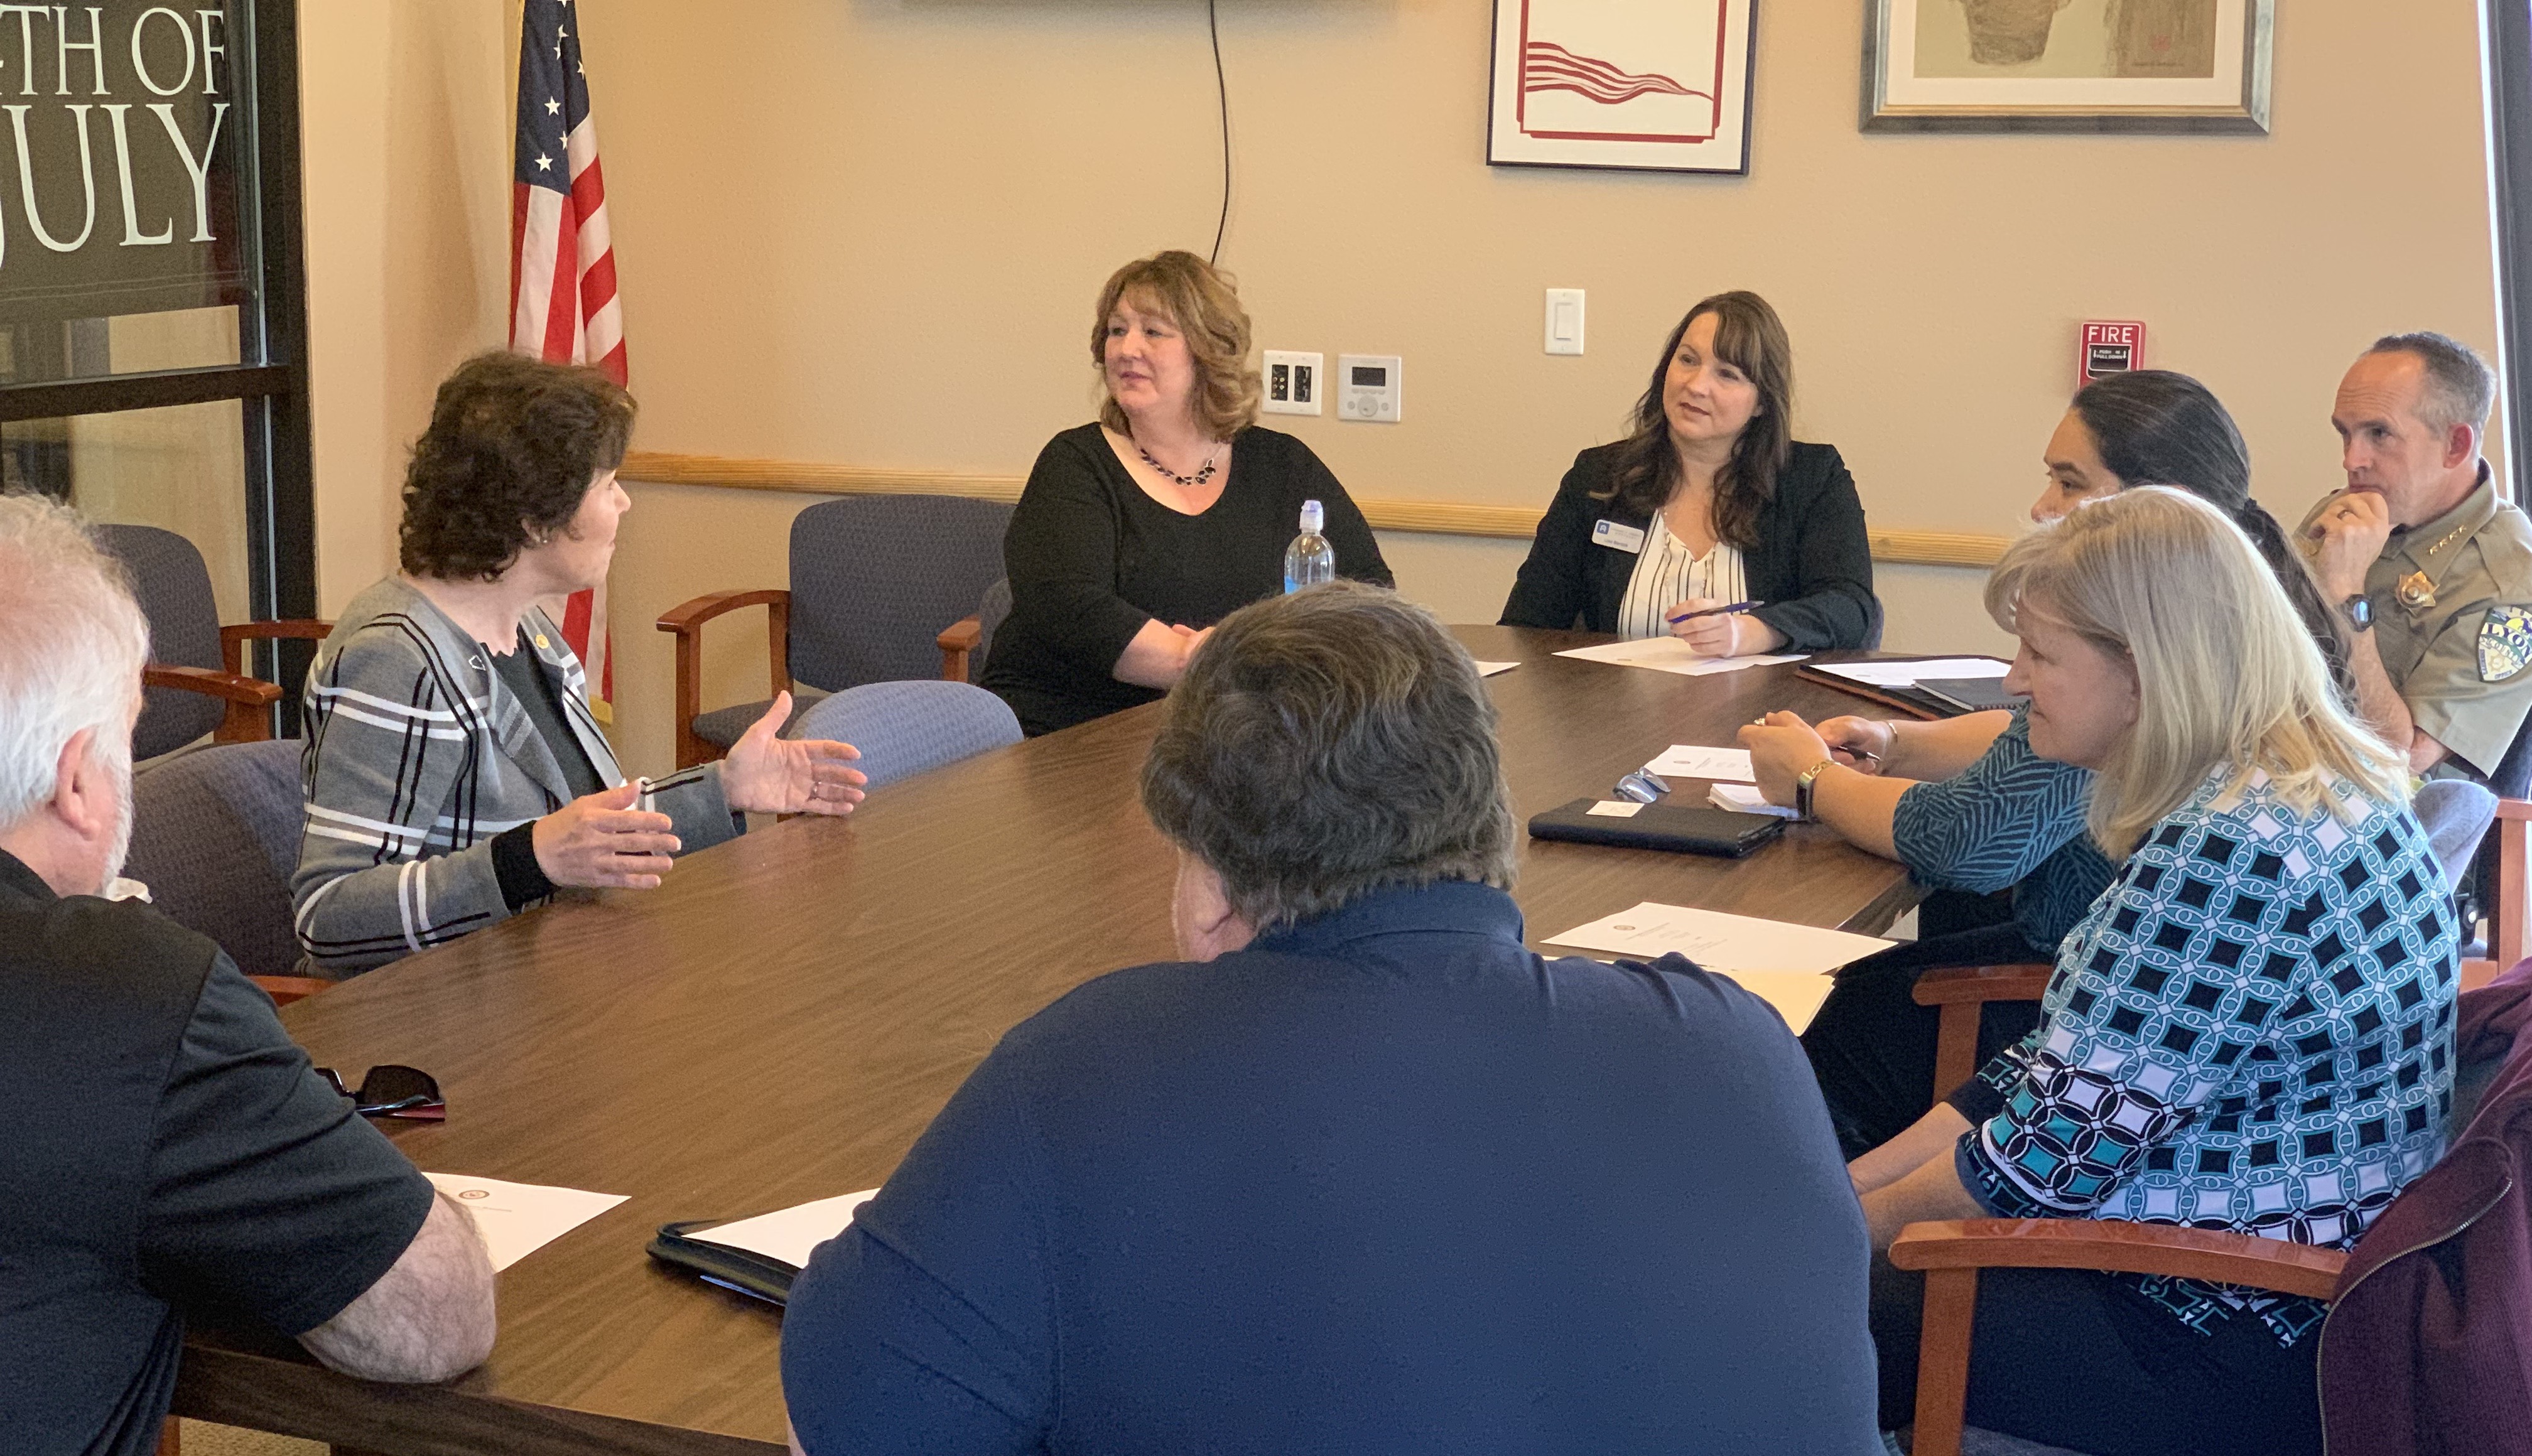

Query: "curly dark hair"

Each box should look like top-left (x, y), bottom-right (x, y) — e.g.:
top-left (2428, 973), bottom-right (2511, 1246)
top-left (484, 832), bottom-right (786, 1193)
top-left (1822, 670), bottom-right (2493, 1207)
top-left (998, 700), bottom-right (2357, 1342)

top-left (398, 351), bottom-right (637, 581)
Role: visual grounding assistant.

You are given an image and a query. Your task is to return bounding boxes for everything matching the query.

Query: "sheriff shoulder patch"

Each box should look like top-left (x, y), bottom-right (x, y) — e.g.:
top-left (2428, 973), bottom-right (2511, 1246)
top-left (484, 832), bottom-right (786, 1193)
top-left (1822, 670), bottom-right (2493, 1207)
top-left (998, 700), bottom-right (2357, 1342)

top-left (2479, 606), bottom-right (2532, 682)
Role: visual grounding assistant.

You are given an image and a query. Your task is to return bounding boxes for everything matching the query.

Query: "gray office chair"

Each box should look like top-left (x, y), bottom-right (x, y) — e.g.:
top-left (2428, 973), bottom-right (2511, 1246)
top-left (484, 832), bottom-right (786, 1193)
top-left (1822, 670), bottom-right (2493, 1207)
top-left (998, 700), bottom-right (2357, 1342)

top-left (942, 576), bottom-right (1014, 686)
top-left (95, 524), bottom-right (331, 757)
top-left (123, 738), bottom-right (329, 1000)
top-left (657, 495), bottom-right (1014, 768)
top-left (789, 679), bottom-right (1022, 792)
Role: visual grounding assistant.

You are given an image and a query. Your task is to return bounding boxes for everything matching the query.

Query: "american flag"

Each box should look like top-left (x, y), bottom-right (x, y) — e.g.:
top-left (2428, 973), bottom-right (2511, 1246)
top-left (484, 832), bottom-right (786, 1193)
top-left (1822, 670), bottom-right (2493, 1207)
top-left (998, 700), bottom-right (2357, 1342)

top-left (511, 0), bottom-right (624, 720)
top-left (1521, 42), bottom-right (1704, 106)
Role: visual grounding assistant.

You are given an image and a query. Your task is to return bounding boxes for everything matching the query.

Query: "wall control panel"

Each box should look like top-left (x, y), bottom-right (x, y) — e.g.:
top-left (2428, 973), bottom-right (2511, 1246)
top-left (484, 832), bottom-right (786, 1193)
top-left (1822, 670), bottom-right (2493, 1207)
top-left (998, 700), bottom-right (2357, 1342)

top-left (1262, 350), bottom-right (1324, 416)
top-left (1337, 354), bottom-right (1402, 423)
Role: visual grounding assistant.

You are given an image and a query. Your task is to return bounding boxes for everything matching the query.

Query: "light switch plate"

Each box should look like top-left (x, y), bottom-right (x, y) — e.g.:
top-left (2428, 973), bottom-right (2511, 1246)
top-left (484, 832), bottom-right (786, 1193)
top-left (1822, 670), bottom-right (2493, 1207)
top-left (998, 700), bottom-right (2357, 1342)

top-left (1545, 288), bottom-right (1584, 355)
top-left (1262, 350), bottom-right (1324, 416)
top-left (1337, 353), bottom-right (1402, 423)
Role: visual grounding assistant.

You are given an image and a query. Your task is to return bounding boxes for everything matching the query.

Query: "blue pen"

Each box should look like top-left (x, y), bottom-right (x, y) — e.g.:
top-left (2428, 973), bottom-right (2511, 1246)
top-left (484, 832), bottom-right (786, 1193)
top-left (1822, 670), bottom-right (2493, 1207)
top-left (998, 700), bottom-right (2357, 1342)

top-left (1667, 600), bottom-right (1763, 625)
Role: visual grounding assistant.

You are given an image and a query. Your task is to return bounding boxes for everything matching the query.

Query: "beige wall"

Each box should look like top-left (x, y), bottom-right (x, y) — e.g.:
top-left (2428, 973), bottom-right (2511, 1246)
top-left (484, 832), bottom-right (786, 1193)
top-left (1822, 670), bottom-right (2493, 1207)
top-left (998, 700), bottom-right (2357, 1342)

top-left (301, 1), bottom-right (512, 615)
top-left (301, 2), bottom-right (2506, 779)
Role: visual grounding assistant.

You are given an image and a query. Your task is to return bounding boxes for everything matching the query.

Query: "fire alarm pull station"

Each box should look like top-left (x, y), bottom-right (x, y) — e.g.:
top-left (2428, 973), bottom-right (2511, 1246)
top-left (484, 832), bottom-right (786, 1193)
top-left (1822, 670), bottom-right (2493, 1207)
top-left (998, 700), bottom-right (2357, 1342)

top-left (2079, 321), bottom-right (2145, 388)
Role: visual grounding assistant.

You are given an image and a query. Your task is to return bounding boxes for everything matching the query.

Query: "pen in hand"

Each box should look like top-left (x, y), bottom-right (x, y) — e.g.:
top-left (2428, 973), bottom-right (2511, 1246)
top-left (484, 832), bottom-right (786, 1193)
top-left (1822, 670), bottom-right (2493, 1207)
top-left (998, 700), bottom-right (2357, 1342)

top-left (1668, 600), bottom-right (1765, 626)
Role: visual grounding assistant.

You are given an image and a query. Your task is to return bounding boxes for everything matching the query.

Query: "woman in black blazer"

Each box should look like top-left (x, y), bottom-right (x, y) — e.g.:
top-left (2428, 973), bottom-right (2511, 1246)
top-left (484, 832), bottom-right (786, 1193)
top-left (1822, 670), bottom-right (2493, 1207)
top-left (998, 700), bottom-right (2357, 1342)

top-left (1500, 291), bottom-right (1880, 652)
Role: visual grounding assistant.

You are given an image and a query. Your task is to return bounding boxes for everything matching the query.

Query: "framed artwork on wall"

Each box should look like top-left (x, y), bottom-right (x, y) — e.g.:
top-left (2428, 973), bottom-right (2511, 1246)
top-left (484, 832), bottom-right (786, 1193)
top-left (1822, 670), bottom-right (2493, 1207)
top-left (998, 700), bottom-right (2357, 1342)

top-left (1863, 0), bottom-right (2273, 134)
top-left (1487, 0), bottom-right (1756, 174)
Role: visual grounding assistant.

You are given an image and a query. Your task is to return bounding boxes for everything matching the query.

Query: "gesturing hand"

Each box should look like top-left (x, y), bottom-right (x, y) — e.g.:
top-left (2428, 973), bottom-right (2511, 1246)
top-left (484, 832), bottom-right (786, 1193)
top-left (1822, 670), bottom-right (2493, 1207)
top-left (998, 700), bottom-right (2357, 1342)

top-left (2306, 487), bottom-right (2393, 600)
top-left (533, 782), bottom-right (681, 890)
top-left (721, 692), bottom-right (868, 816)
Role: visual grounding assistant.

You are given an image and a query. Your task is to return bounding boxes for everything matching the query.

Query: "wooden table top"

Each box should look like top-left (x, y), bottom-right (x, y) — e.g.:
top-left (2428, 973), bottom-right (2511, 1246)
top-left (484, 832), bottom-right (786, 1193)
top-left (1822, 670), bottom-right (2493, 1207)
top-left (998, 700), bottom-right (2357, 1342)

top-left (175, 627), bottom-right (1919, 1456)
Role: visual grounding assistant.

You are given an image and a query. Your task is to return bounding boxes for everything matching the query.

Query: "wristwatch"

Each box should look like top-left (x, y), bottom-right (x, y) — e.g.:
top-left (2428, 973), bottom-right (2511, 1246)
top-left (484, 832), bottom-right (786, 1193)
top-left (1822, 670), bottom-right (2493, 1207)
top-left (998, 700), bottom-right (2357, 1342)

top-left (2340, 593), bottom-right (2374, 633)
top-left (1794, 758), bottom-right (1836, 821)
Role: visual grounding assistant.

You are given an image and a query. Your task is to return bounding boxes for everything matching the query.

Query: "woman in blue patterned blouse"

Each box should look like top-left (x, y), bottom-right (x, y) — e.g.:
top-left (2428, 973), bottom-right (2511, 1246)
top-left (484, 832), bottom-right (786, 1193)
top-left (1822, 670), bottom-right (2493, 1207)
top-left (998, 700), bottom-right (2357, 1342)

top-left (1849, 487), bottom-right (2455, 1456)
top-left (1743, 372), bottom-right (2349, 1158)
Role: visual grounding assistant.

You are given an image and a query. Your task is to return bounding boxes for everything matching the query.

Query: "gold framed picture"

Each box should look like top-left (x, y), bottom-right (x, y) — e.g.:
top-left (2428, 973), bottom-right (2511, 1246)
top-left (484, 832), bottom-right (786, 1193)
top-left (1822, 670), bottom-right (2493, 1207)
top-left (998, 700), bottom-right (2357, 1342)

top-left (1863, 0), bottom-right (2273, 133)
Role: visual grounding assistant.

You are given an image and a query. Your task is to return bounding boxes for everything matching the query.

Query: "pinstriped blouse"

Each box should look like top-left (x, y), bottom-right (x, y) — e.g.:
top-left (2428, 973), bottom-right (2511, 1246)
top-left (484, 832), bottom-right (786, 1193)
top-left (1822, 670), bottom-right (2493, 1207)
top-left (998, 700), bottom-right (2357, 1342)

top-left (1615, 512), bottom-right (1746, 641)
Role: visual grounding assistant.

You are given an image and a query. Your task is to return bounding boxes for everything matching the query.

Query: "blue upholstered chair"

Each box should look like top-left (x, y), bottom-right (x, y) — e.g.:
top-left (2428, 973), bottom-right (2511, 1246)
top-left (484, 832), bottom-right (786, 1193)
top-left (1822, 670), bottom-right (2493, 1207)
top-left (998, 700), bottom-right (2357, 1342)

top-left (656, 495), bottom-right (1013, 768)
top-left (123, 738), bottom-right (330, 1001)
top-left (2415, 779), bottom-right (2499, 892)
top-left (789, 680), bottom-right (1021, 792)
top-left (96, 524), bottom-right (330, 757)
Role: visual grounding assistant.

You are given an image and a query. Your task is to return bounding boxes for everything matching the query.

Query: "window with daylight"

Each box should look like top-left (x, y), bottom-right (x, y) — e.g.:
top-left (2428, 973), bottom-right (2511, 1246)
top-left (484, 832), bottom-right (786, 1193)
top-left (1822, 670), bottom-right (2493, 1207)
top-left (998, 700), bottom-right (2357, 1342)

top-left (0, 0), bottom-right (313, 711)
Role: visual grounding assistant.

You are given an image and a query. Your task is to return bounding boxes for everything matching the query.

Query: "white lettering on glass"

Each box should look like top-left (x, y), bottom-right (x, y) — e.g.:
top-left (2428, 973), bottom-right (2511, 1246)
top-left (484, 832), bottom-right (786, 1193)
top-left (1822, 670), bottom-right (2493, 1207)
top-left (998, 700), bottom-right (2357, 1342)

top-left (101, 102), bottom-right (168, 244)
top-left (147, 97), bottom-right (220, 240)
top-left (6, 100), bottom-right (96, 249)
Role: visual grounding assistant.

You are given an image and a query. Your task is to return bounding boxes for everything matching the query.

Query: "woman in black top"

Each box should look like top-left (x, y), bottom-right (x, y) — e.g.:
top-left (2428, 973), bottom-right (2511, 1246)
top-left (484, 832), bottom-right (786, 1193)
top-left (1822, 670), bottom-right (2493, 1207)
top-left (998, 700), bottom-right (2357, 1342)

top-left (1500, 291), bottom-right (1879, 652)
top-left (984, 251), bottom-right (1392, 735)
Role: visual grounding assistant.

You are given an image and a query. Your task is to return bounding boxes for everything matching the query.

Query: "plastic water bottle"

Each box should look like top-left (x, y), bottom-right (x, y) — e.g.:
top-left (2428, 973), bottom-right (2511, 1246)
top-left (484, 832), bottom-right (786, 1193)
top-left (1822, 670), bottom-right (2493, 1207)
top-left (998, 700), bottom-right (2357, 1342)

top-left (1284, 499), bottom-right (1334, 594)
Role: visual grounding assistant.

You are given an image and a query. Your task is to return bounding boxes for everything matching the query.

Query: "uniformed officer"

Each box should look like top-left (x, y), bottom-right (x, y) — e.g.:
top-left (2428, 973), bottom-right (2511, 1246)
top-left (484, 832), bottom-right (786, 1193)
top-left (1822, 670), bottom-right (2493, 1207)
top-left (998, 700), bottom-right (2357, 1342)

top-left (2301, 332), bottom-right (2532, 783)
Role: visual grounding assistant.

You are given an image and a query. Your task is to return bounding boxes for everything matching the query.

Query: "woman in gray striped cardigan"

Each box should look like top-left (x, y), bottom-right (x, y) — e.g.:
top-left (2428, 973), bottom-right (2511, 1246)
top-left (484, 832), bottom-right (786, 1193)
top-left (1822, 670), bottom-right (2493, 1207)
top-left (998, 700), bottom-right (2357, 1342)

top-left (293, 354), bottom-right (865, 976)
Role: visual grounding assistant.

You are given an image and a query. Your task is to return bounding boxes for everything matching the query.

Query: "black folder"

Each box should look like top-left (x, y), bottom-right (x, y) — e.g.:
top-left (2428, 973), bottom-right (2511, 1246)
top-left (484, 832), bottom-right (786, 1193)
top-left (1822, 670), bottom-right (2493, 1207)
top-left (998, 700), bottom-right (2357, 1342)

top-left (1527, 799), bottom-right (1785, 857)
top-left (649, 1221), bottom-right (798, 1306)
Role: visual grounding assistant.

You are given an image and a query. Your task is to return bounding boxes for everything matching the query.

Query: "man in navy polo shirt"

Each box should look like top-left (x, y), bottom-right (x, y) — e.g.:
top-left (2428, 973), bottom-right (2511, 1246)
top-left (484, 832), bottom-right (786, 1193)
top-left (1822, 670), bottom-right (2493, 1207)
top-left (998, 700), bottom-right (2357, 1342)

top-left (782, 581), bottom-right (1878, 1455)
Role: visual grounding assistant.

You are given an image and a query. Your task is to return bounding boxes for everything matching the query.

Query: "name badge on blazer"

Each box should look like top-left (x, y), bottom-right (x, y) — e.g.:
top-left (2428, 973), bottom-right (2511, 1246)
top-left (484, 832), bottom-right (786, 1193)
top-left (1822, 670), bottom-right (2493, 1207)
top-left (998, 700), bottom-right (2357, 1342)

top-left (1593, 519), bottom-right (1647, 554)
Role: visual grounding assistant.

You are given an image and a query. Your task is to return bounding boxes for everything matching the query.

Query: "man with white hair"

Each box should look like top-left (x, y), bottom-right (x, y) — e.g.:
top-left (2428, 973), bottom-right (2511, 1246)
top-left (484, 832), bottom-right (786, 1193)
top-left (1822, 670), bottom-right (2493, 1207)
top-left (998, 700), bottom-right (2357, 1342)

top-left (0, 493), bottom-right (497, 1456)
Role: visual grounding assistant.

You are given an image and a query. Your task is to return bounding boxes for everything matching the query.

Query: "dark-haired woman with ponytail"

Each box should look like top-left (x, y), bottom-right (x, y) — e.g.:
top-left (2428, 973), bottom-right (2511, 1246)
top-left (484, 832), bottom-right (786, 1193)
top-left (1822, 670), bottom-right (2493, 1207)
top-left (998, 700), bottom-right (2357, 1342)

top-left (1741, 369), bottom-right (2350, 1157)
top-left (1499, 291), bottom-right (1880, 653)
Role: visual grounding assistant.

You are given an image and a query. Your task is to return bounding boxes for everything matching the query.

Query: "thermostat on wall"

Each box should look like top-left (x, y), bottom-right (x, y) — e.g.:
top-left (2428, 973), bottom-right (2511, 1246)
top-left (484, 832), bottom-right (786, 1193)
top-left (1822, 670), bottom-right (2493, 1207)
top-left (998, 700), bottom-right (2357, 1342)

top-left (1338, 354), bottom-right (1402, 423)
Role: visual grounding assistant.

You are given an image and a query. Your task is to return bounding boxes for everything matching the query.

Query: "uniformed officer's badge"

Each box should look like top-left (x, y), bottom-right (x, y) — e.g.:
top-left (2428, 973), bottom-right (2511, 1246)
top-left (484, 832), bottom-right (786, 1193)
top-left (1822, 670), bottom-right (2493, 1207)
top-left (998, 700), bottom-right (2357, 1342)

top-left (2398, 571), bottom-right (2438, 610)
top-left (2478, 607), bottom-right (2532, 682)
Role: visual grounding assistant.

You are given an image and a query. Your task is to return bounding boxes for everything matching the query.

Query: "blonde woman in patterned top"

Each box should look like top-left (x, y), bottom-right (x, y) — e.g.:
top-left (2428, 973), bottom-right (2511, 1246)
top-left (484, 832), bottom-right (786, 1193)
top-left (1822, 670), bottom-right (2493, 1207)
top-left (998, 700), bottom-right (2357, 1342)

top-left (1853, 487), bottom-right (2450, 1456)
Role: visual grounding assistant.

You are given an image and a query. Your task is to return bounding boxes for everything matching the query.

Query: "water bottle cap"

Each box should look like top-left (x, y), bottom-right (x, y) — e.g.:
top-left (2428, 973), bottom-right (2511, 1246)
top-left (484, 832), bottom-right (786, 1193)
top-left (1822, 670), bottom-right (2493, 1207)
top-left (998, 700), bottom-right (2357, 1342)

top-left (1299, 499), bottom-right (1324, 532)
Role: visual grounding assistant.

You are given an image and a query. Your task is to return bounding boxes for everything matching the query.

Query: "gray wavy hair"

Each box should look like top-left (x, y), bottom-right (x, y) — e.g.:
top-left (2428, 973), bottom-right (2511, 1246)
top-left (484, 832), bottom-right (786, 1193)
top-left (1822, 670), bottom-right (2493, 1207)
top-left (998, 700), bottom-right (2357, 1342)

top-left (1140, 581), bottom-right (1518, 934)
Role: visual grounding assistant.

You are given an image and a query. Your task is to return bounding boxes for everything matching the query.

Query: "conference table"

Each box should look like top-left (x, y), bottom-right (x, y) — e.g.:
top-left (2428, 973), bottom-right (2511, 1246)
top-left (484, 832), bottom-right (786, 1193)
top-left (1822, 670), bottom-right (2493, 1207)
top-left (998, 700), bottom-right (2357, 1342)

top-left (174, 626), bottom-right (1925, 1456)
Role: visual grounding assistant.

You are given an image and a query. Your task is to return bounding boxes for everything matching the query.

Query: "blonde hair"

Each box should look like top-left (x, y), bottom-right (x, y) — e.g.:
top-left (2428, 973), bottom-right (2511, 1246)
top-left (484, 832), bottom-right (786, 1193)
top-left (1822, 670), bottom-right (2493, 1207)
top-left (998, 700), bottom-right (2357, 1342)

top-left (1090, 251), bottom-right (1261, 439)
top-left (1984, 487), bottom-right (2406, 859)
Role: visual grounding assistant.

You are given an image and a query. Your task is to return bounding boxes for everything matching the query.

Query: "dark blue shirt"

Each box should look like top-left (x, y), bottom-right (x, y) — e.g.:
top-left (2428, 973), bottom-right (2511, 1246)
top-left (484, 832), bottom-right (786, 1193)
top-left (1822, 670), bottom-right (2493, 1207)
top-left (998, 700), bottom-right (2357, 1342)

top-left (781, 880), bottom-right (1880, 1456)
top-left (1891, 706), bottom-right (2117, 954)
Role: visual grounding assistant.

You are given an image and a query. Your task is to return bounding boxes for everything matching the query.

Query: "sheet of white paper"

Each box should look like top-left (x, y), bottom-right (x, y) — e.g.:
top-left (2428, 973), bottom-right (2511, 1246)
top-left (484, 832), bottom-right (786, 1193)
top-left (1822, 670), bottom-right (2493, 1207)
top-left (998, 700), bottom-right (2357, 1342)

top-left (1551, 637), bottom-right (1801, 677)
top-left (684, 1189), bottom-right (882, 1271)
top-left (1545, 901), bottom-right (1891, 976)
top-left (1586, 799), bottom-right (1644, 817)
top-left (424, 1173), bottom-right (629, 1273)
top-left (1646, 745), bottom-right (1755, 782)
top-left (1810, 656), bottom-right (2011, 688)
top-left (1472, 660), bottom-right (1519, 677)
top-left (1709, 782), bottom-right (1799, 819)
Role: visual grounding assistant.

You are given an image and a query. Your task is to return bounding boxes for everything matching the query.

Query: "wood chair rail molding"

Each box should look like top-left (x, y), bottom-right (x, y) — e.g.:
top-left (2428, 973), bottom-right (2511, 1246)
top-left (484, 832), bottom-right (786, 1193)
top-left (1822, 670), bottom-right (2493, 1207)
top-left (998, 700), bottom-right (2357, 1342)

top-left (619, 451), bottom-right (2013, 569)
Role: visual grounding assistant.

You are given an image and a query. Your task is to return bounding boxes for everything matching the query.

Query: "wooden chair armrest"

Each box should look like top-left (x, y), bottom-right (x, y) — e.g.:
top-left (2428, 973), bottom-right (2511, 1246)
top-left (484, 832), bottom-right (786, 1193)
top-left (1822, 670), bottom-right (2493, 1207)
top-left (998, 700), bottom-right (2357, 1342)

top-left (1913, 964), bottom-right (2054, 1102)
top-left (1912, 963), bottom-right (2055, 1006)
top-left (219, 618), bottom-right (332, 676)
top-left (249, 974), bottom-right (333, 1006)
top-left (144, 665), bottom-right (283, 745)
top-left (938, 615), bottom-right (982, 682)
top-left (1891, 1219), bottom-right (2344, 1456)
top-left (654, 589), bottom-right (792, 769)
top-left (655, 588), bottom-right (790, 635)
top-left (1890, 1217), bottom-right (2345, 1297)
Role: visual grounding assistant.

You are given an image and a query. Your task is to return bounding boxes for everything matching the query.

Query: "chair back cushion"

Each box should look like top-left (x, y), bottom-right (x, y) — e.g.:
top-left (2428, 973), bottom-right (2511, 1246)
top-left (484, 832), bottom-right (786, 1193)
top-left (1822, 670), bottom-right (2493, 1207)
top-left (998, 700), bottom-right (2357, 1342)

top-left (787, 496), bottom-right (1014, 691)
top-left (971, 578), bottom-right (1014, 685)
top-left (2414, 779), bottom-right (2499, 892)
top-left (123, 739), bottom-right (305, 978)
top-left (791, 680), bottom-right (1021, 792)
top-left (95, 524), bottom-right (225, 756)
